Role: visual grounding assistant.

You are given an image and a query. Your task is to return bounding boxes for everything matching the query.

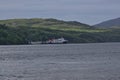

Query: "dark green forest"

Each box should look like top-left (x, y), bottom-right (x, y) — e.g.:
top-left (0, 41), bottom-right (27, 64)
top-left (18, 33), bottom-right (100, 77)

top-left (0, 18), bottom-right (120, 45)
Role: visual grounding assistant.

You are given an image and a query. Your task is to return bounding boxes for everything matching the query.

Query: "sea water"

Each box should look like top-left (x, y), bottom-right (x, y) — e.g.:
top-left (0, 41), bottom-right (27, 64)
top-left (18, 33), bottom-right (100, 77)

top-left (0, 43), bottom-right (120, 80)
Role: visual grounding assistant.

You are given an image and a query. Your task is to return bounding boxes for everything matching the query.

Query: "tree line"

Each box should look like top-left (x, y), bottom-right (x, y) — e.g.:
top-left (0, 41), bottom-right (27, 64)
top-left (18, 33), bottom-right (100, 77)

top-left (0, 24), bottom-right (120, 45)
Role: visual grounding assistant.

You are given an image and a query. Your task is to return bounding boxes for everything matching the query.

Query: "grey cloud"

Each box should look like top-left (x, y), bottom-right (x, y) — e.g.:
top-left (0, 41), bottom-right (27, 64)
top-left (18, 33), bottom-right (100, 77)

top-left (0, 0), bottom-right (120, 25)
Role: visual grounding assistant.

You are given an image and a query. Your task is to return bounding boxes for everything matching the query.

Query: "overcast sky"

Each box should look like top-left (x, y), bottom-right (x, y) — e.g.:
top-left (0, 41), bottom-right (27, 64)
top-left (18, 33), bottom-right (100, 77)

top-left (0, 0), bottom-right (120, 25)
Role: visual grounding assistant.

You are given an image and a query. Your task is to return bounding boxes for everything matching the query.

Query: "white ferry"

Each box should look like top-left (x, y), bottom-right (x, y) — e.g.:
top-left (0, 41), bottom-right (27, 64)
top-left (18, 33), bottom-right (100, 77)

top-left (43, 37), bottom-right (68, 44)
top-left (30, 37), bottom-right (68, 44)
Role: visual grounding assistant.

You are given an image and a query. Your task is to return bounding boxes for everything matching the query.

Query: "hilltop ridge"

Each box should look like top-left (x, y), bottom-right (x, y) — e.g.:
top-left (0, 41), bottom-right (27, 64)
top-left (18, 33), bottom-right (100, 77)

top-left (94, 17), bottom-right (120, 28)
top-left (0, 18), bottom-right (92, 29)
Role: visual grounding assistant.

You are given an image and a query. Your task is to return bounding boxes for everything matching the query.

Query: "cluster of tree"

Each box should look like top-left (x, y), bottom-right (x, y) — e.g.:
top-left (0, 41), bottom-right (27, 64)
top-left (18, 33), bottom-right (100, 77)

top-left (0, 24), bottom-right (120, 45)
top-left (0, 24), bottom-right (27, 44)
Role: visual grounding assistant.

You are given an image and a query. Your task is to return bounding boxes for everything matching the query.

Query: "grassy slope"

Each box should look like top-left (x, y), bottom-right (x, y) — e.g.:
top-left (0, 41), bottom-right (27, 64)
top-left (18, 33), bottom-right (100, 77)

top-left (0, 18), bottom-right (120, 44)
top-left (0, 18), bottom-right (107, 32)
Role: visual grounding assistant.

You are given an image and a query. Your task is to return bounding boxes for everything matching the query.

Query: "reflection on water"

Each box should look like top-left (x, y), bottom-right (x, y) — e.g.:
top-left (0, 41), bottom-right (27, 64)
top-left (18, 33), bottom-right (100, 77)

top-left (0, 43), bottom-right (120, 80)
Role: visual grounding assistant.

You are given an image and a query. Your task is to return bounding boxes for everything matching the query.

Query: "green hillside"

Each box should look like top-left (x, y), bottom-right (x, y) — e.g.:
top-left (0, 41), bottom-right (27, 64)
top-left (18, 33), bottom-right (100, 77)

top-left (0, 18), bottom-right (120, 45)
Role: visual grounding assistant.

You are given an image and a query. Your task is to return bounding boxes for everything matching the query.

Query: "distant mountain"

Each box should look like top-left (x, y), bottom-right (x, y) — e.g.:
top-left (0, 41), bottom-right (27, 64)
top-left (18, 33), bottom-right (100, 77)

top-left (94, 18), bottom-right (120, 28)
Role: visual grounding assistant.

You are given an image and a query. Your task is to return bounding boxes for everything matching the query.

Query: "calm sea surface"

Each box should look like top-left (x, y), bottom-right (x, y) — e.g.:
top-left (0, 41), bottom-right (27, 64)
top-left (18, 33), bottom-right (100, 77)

top-left (0, 43), bottom-right (120, 80)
